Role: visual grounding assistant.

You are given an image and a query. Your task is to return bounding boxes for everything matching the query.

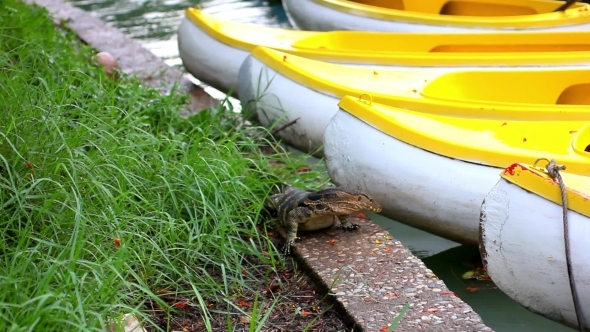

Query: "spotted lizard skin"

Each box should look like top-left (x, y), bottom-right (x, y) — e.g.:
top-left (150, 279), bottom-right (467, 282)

top-left (266, 185), bottom-right (382, 255)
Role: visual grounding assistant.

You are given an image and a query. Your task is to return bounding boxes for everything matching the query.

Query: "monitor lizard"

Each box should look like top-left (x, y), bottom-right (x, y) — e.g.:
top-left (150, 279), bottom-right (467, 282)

top-left (266, 184), bottom-right (382, 255)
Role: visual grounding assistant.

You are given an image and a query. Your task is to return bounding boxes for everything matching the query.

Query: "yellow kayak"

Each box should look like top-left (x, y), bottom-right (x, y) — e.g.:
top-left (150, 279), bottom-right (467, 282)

top-left (336, 96), bottom-right (590, 173)
top-left (321, 95), bottom-right (590, 244)
top-left (238, 46), bottom-right (590, 154)
top-left (178, 7), bottom-right (590, 94)
top-left (283, 0), bottom-right (590, 32)
top-left (496, 162), bottom-right (590, 214)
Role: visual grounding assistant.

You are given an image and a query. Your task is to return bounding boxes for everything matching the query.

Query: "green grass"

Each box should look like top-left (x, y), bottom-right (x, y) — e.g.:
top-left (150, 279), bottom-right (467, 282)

top-left (0, 1), bottom-right (329, 330)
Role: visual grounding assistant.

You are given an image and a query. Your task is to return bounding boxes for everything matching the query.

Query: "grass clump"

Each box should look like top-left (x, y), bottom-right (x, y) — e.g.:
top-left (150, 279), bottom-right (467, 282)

top-left (0, 1), bottom-right (330, 331)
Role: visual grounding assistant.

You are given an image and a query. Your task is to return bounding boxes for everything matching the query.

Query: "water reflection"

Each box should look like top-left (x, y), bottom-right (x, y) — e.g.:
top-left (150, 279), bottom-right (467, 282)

top-left (423, 245), bottom-right (571, 332)
top-left (369, 209), bottom-right (572, 331)
top-left (68, 0), bottom-right (290, 66)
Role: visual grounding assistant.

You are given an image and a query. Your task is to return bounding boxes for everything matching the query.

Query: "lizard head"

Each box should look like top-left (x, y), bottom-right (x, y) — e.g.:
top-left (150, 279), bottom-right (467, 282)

top-left (348, 189), bottom-right (382, 213)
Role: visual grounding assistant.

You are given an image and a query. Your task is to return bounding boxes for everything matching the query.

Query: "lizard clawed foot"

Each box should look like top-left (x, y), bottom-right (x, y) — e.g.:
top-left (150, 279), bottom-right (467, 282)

top-left (281, 237), bottom-right (300, 256)
top-left (340, 223), bottom-right (360, 231)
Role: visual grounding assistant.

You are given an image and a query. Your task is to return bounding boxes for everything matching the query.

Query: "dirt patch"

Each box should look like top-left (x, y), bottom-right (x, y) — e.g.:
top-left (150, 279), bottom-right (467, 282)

top-left (144, 231), bottom-right (353, 332)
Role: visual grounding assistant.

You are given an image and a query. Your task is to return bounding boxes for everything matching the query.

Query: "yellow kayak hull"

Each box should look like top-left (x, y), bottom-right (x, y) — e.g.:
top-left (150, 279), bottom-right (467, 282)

top-left (186, 8), bottom-right (590, 67)
top-left (237, 47), bottom-right (590, 154)
top-left (179, 8), bottom-right (590, 93)
top-left (284, 0), bottom-right (590, 31)
top-left (246, 47), bottom-right (590, 119)
top-left (498, 162), bottom-right (590, 217)
top-left (338, 95), bottom-right (590, 174)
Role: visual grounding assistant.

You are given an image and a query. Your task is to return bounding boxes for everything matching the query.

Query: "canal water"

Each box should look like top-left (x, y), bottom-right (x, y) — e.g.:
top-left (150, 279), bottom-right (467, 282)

top-left (66, 0), bottom-right (574, 331)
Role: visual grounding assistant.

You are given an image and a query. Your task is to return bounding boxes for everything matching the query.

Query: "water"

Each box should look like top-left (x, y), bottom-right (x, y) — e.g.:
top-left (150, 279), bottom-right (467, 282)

top-left (65, 0), bottom-right (575, 330)
top-left (69, 0), bottom-right (288, 67)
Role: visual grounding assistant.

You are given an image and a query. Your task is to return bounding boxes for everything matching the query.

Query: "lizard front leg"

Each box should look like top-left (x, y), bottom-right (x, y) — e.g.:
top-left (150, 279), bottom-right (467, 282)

top-left (338, 214), bottom-right (359, 231)
top-left (282, 213), bottom-right (301, 255)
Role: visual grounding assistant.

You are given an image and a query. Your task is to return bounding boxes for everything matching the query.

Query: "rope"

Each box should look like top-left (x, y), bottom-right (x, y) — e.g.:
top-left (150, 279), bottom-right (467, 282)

top-left (554, 0), bottom-right (577, 11)
top-left (534, 158), bottom-right (585, 332)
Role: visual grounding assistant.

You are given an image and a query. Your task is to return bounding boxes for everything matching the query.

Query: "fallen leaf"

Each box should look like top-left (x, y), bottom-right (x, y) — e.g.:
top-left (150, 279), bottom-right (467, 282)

top-left (385, 292), bottom-right (398, 299)
top-left (26, 161), bottom-right (34, 174)
top-left (463, 267), bottom-right (491, 280)
top-left (296, 166), bottom-right (311, 173)
top-left (114, 238), bottom-right (121, 247)
top-left (155, 288), bottom-right (171, 294)
top-left (380, 326), bottom-right (390, 332)
top-left (328, 239), bottom-right (336, 245)
top-left (466, 286), bottom-right (480, 293)
top-left (174, 301), bottom-right (189, 309)
top-left (422, 308), bottom-right (439, 312)
top-left (281, 269), bottom-right (294, 276)
top-left (301, 309), bottom-right (313, 316)
top-left (237, 300), bottom-right (251, 308)
top-left (364, 297), bottom-right (373, 302)
top-left (442, 291), bottom-right (457, 296)
top-left (264, 283), bottom-right (280, 294)
top-left (241, 269), bottom-right (247, 275)
top-left (384, 235), bottom-right (393, 240)
top-left (384, 247), bottom-right (392, 253)
top-left (374, 239), bottom-right (383, 244)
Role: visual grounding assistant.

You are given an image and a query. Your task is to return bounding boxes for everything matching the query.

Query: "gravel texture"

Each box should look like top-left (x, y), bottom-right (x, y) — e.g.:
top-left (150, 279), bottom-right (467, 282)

top-left (292, 215), bottom-right (493, 332)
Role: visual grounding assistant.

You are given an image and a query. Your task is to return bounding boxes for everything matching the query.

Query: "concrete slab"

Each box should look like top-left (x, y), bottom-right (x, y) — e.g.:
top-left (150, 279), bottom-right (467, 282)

top-left (292, 215), bottom-right (493, 331)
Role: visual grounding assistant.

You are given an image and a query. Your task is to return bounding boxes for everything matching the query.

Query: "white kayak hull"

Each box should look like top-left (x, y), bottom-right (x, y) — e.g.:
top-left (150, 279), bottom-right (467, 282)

top-left (237, 54), bottom-right (341, 155)
top-left (178, 17), bottom-right (250, 95)
top-left (322, 108), bottom-right (503, 245)
top-left (480, 177), bottom-right (590, 331)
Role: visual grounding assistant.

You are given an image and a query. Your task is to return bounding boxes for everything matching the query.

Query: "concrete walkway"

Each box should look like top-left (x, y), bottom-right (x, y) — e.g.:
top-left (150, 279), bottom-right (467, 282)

top-left (293, 215), bottom-right (492, 331)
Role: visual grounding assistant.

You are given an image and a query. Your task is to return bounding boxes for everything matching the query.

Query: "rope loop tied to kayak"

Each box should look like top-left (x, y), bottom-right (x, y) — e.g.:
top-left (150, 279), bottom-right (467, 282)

top-left (358, 93), bottom-right (373, 106)
top-left (533, 157), bottom-right (585, 332)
